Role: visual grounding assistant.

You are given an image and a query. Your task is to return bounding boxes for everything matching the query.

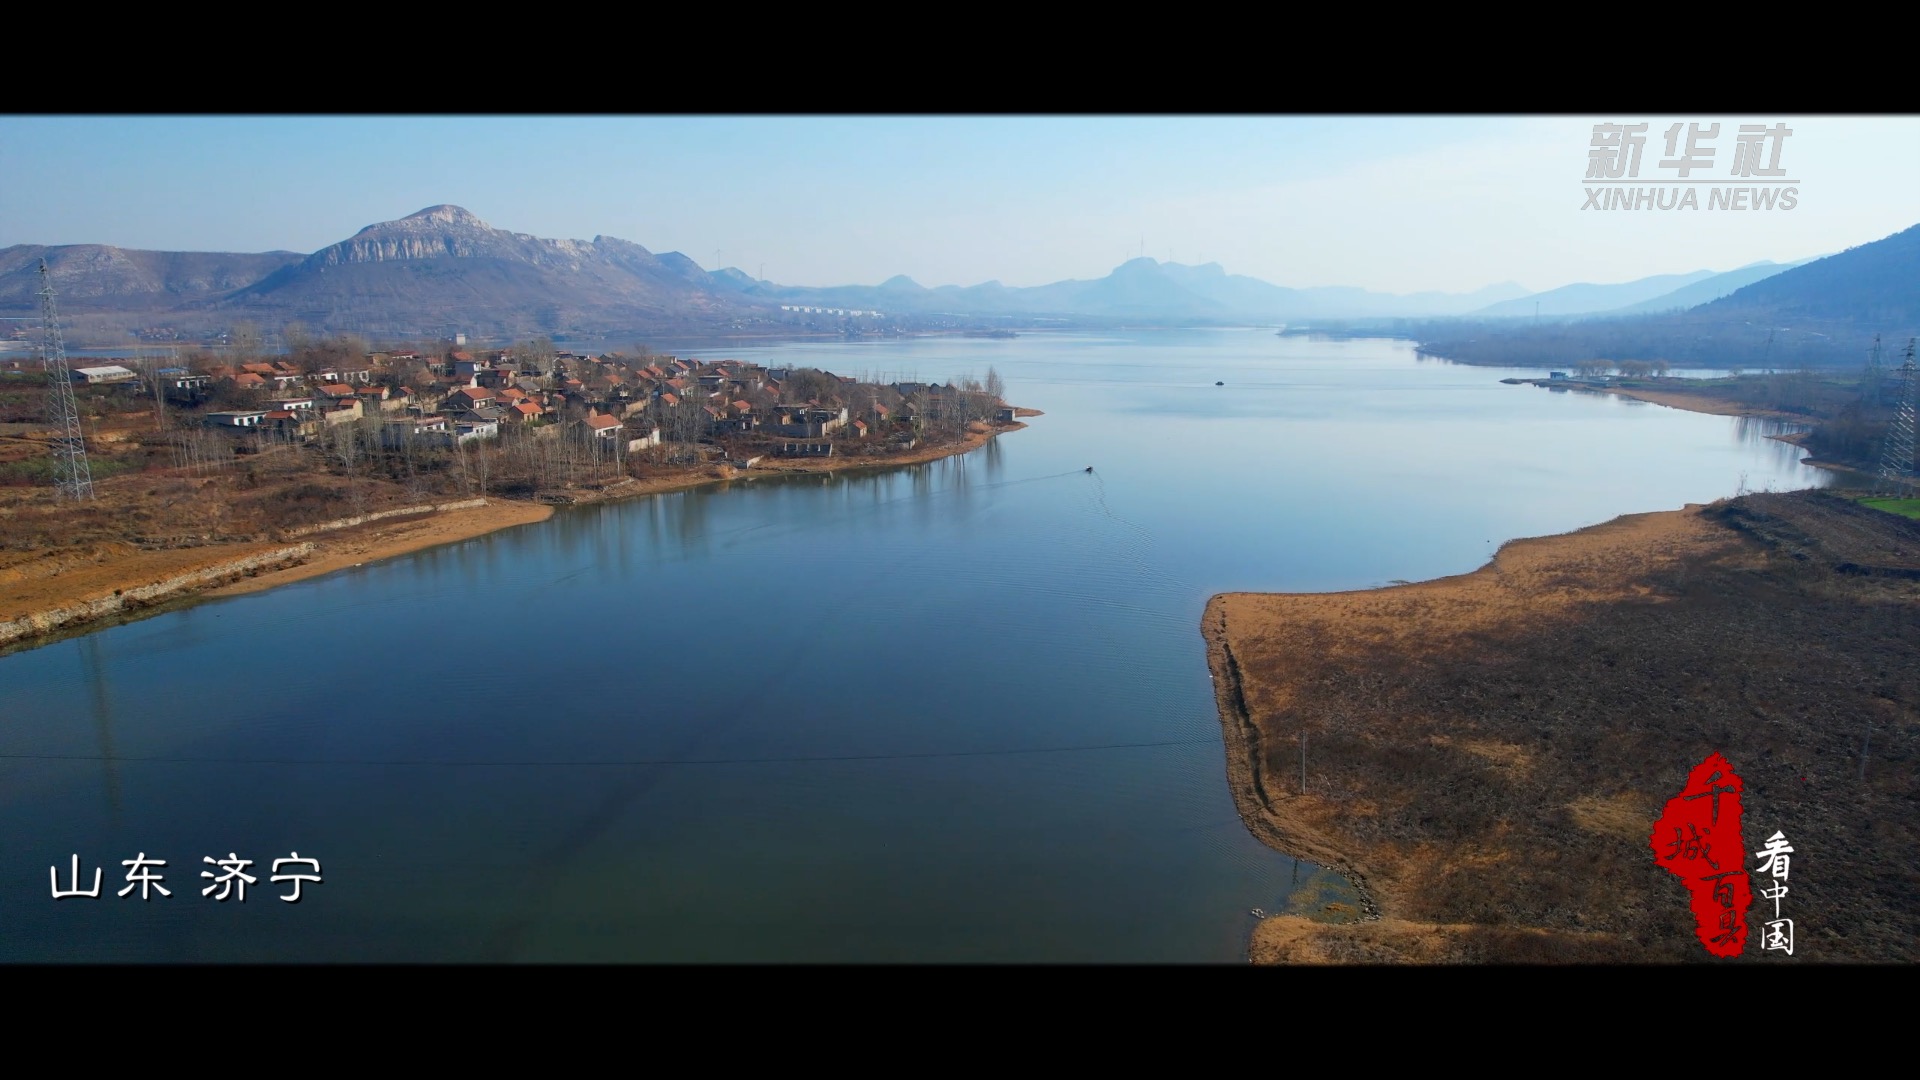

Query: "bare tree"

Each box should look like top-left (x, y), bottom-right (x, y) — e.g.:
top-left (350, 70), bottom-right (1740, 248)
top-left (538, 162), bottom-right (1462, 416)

top-left (282, 321), bottom-right (312, 356)
top-left (470, 434), bottom-right (493, 496)
top-left (230, 321), bottom-right (263, 361)
top-left (332, 416), bottom-right (368, 514)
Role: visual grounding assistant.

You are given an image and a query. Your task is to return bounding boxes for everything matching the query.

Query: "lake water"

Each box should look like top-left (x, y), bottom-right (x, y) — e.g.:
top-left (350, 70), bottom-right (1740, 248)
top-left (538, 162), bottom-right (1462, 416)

top-left (0, 329), bottom-right (1829, 962)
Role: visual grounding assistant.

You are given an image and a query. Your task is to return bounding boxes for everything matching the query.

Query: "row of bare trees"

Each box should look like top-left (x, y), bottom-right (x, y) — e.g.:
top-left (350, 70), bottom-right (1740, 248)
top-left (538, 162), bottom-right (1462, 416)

top-left (1572, 359), bottom-right (1673, 378)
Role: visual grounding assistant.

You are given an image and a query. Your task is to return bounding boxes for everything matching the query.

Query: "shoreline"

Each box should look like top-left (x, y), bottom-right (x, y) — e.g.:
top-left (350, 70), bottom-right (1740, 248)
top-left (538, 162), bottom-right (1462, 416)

top-left (1202, 600), bottom-right (1388, 921)
top-left (1509, 377), bottom-right (1812, 422)
top-left (1550, 382), bottom-right (1893, 482)
top-left (2, 420), bottom-right (1030, 651)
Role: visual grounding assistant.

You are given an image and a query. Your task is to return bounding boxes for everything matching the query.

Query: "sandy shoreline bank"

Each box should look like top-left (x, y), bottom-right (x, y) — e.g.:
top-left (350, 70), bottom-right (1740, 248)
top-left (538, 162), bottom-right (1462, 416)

top-left (1202, 601), bottom-right (1388, 920)
top-left (1591, 385), bottom-right (1806, 419)
top-left (1509, 376), bottom-right (1819, 421)
top-left (2, 421), bottom-right (1028, 651)
top-left (1558, 383), bottom-right (1891, 481)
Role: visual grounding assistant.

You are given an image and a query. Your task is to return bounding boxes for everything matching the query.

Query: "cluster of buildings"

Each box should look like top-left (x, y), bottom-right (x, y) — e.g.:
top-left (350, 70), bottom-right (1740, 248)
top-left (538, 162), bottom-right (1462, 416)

top-left (157, 348), bottom-right (1008, 462)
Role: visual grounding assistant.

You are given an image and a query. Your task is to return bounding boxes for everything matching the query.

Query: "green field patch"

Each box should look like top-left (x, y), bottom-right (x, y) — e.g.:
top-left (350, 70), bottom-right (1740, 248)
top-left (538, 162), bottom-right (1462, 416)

top-left (1860, 497), bottom-right (1920, 520)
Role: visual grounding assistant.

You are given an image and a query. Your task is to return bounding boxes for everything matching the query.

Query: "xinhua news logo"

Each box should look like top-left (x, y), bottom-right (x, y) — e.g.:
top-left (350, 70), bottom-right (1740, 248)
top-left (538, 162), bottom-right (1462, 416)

top-left (1584, 122), bottom-right (1798, 211)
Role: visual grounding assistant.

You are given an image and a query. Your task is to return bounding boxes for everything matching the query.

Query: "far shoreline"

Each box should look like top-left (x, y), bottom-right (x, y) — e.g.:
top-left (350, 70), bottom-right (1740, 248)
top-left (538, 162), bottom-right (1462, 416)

top-left (1, 419), bottom-right (1032, 653)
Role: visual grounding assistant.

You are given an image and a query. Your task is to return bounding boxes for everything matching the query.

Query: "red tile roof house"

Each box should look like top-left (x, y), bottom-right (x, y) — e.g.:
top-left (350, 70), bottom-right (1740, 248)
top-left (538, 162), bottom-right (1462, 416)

top-left (583, 411), bottom-right (625, 440)
top-left (446, 386), bottom-right (496, 411)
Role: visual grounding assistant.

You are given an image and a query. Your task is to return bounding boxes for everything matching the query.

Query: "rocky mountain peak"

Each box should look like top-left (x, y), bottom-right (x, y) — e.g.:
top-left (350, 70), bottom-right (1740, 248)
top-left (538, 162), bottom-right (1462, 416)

top-left (399, 204), bottom-right (490, 229)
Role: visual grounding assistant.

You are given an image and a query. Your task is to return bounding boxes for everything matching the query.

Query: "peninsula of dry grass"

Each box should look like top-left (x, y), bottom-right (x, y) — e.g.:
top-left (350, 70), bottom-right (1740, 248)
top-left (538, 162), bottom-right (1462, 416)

top-left (1206, 489), bottom-right (1920, 963)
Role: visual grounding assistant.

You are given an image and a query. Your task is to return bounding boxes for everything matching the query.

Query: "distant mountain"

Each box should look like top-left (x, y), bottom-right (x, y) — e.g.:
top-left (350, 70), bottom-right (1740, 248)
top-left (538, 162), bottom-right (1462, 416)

top-left (1612, 258), bottom-right (1819, 315)
top-left (218, 205), bottom-right (757, 338)
top-left (22, 204), bottom-right (1824, 344)
top-left (1409, 220), bottom-right (1920, 370)
top-left (760, 258), bottom-right (1526, 322)
top-left (1704, 224), bottom-right (1920, 327)
top-left (0, 244), bottom-right (300, 308)
top-left (1470, 270), bottom-right (1720, 319)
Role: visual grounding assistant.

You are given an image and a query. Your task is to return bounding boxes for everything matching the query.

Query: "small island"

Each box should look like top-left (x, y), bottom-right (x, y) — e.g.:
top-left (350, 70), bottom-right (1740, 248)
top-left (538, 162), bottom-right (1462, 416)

top-left (0, 339), bottom-right (1031, 650)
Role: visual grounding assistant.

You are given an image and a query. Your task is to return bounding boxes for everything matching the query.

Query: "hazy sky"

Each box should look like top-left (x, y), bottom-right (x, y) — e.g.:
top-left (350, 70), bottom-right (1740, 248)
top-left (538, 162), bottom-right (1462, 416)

top-left (5, 116), bottom-right (1917, 295)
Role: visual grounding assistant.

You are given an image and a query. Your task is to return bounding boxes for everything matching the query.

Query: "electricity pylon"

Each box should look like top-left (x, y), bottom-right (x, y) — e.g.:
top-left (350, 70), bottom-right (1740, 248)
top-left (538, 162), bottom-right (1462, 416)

top-left (1877, 338), bottom-right (1918, 496)
top-left (37, 259), bottom-right (94, 500)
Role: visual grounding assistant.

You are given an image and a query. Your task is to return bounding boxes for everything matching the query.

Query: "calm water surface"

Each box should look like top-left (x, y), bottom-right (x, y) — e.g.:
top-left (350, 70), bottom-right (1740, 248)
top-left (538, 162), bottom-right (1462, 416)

top-left (0, 331), bottom-right (1828, 961)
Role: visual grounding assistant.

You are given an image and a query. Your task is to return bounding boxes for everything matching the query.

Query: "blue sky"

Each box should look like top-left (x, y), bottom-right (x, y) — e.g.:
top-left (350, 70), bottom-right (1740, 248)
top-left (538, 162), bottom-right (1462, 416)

top-left (4, 116), bottom-right (1917, 295)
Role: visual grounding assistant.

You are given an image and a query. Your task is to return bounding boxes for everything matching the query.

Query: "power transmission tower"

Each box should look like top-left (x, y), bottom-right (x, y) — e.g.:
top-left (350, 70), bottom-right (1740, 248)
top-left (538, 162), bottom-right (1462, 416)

top-left (37, 259), bottom-right (94, 500)
top-left (1878, 338), bottom-right (1918, 495)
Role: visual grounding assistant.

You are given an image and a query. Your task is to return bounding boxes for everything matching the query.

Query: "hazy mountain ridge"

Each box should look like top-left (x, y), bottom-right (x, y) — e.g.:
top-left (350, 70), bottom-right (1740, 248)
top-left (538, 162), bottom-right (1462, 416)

top-left (0, 244), bottom-right (302, 306)
top-left (1470, 270), bottom-right (1720, 318)
top-left (0, 204), bottom-right (1558, 336)
top-left (1405, 223), bottom-right (1920, 369)
top-left (218, 206), bottom-right (752, 337)
top-left (1704, 223), bottom-right (1920, 326)
top-left (3, 204), bottom-right (1889, 347)
top-left (1607, 259), bottom-right (1814, 315)
top-left (760, 257), bottom-right (1528, 321)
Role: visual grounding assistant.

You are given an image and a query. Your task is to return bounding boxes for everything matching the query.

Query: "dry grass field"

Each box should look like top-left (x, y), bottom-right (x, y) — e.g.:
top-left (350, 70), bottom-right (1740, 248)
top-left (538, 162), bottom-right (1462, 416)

top-left (1208, 489), bottom-right (1920, 963)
